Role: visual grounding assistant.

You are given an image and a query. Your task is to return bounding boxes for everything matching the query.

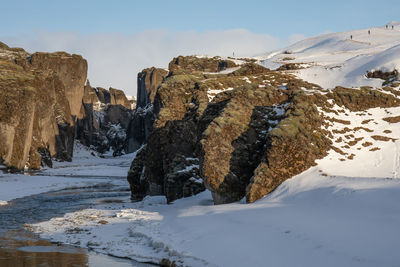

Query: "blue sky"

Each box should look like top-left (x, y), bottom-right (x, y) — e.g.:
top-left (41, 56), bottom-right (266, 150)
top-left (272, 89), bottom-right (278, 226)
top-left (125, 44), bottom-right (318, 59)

top-left (2, 0), bottom-right (399, 38)
top-left (1, 0), bottom-right (399, 95)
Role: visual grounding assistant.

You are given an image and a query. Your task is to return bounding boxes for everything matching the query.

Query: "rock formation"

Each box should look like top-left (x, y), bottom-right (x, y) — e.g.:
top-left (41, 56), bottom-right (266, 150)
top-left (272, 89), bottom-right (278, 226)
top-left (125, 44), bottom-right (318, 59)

top-left (0, 41), bottom-right (133, 170)
top-left (127, 55), bottom-right (400, 204)
top-left (77, 81), bottom-right (134, 155)
top-left (27, 51), bottom-right (88, 119)
top-left (109, 87), bottom-right (132, 109)
top-left (125, 67), bottom-right (168, 153)
top-left (0, 42), bottom-right (87, 169)
top-left (168, 55), bottom-right (236, 74)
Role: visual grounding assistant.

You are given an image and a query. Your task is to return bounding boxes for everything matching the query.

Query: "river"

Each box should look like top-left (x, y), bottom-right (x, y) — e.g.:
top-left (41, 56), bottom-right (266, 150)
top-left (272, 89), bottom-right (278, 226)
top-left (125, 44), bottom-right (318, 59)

top-left (0, 174), bottom-right (154, 267)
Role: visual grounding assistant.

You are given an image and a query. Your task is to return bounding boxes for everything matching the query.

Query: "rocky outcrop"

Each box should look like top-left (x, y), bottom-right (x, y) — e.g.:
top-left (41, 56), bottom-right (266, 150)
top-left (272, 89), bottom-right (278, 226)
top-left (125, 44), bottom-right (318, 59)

top-left (77, 82), bottom-right (134, 155)
top-left (140, 70), bottom-right (292, 204)
top-left (125, 67), bottom-right (168, 153)
top-left (0, 43), bottom-right (86, 169)
top-left (27, 51), bottom-right (88, 119)
top-left (169, 55), bottom-right (236, 74)
top-left (136, 67), bottom-right (168, 109)
top-left (0, 41), bottom-right (137, 169)
top-left (128, 56), bottom-right (377, 204)
top-left (109, 87), bottom-right (132, 109)
top-left (366, 69), bottom-right (398, 81)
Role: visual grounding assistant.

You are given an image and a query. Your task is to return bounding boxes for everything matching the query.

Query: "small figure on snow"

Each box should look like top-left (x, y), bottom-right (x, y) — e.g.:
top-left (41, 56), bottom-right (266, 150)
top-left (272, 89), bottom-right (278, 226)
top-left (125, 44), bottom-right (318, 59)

top-left (368, 30), bottom-right (371, 35)
top-left (392, 25), bottom-right (394, 30)
top-left (350, 35), bottom-right (353, 40)
top-left (386, 25), bottom-right (388, 29)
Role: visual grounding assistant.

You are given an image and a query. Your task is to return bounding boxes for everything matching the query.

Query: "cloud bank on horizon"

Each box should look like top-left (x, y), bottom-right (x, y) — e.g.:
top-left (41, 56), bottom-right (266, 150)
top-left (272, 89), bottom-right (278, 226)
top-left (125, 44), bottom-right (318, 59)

top-left (1, 30), bottom-right (305, 96)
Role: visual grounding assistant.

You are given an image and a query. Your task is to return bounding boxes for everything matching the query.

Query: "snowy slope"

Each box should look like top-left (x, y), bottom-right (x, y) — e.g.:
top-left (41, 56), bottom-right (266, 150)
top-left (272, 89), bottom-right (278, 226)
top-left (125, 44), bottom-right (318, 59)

top-left (260, 21), bottom-right (400, 89)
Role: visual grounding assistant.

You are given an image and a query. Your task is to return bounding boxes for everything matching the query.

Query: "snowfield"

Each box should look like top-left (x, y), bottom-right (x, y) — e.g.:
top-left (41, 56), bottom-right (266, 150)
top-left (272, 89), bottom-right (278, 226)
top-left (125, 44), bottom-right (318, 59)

top-left (260, 21), bottom-right (400, 89)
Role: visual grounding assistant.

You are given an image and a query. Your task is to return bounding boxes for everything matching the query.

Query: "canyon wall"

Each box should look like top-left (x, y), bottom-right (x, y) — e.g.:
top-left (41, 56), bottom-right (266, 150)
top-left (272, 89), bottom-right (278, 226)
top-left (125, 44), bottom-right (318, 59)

top-left (127, 56), bottom-right (400, 204)
top-left (0, 43), bottom-right (87, 169)
top-left (0, 42), bottom-right (133, 169)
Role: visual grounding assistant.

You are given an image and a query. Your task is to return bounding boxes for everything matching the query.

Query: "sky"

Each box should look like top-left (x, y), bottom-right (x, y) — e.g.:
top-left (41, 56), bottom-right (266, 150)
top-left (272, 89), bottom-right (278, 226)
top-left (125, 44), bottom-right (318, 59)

top-left (1, 0), bottom-right (399, 96)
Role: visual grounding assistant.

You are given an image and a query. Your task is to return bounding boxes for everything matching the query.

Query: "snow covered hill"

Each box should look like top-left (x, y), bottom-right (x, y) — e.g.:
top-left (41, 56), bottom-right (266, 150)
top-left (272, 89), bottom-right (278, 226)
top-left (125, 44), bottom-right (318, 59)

top-left (260, 21), bottom-right (400, 89)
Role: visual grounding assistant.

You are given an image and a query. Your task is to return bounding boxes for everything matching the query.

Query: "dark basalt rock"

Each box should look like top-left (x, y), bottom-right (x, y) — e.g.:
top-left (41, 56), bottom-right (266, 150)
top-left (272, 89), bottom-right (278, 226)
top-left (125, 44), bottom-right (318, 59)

top-left (77, 82), bottom-right (133, 155)
top-left (38, 147), bottom-right (52, 168)
top-left (127, 145), bottom-right (148, 201)
top-left (125, 67), bottom-right (168, 153)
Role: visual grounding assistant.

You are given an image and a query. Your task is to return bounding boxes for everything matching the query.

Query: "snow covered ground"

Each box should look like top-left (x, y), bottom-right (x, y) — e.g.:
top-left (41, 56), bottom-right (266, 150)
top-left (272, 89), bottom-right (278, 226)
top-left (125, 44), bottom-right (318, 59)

top-left (29, 166), bottom-right (400, 267)
top-left (0, 142), bottom-right (133, 206)
top-left (259, 21), bottom-right (400, 89)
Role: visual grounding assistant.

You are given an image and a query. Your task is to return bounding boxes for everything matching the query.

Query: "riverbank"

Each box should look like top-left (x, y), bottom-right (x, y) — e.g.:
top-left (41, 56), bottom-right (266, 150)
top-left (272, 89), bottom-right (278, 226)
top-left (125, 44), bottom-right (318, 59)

top-left (0, 143), bottom-right (152, 267)
top-left (0, 142), bottom-right (133, 206)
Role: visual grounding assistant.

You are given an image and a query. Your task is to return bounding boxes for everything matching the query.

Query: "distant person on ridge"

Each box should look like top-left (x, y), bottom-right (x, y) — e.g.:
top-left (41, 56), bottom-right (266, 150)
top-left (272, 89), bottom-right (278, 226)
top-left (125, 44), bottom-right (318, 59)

top-left (350, 35), bottom-right (353, 40)
top-left (368, 30), bottom-right (371, 35)
top-left (386, 25), bottom-right (388, 29)
top-left (392, 25), bottom-right (394, 30)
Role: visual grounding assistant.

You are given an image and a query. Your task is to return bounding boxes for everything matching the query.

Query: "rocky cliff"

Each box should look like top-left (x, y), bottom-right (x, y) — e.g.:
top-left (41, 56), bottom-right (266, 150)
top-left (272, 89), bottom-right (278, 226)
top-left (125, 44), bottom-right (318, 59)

top-left (0, 41), bottom-right (133, 170)
top-left (125, 67), bottom-right (168, 153)
top-left (0, 42), bottom-right (87, 169)
top-left (77, 81), bottom-right (134, 155)
top-left (127, 55), bottom-right (400, 204)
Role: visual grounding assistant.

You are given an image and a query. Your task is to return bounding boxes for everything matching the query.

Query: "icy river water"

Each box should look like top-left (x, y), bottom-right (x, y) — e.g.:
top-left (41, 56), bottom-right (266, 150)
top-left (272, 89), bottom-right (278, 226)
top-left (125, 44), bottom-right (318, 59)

top-left (0, 174), bottom-right (153, 267)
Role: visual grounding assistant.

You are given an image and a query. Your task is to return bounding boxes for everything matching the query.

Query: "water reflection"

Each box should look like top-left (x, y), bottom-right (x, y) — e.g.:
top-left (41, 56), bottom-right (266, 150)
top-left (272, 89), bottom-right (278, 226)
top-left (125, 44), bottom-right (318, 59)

top-left (0, 231), bottom-right (88, 267)
top-left (0, 185), bottom-right (154, 267)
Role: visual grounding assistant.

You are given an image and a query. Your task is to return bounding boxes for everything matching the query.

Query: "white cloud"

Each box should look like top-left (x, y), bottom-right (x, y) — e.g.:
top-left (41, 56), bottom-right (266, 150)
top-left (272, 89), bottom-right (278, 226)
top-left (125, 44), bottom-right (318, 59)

top-left (2, 29), bottom-right (284, 96)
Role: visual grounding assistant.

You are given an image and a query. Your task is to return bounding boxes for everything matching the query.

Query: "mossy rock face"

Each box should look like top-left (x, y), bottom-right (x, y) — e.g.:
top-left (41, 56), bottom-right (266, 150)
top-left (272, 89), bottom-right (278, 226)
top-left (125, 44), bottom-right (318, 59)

top-left (127, 55), bottom-right (333, 203)
top-left (0, 42), bottom-right (87, 170)
top-left (228, 63), bottom-right (270, 76)
top-left (366, 69), bottom-right (398, 81)
top-left (328, 86), bottom-right (400, 111)
top-left (199, 85), bottom-right (290, 203)
top-left (246, 91), bottom-right (331, 203)
top-left (128, 54), bottom-right (400, 204)
top-left (0, 43), bottom-right (29, 61)
top-left (168, 55), bottom-right (236, 74)
top-left (28, 52), bottom-right (88, 118)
